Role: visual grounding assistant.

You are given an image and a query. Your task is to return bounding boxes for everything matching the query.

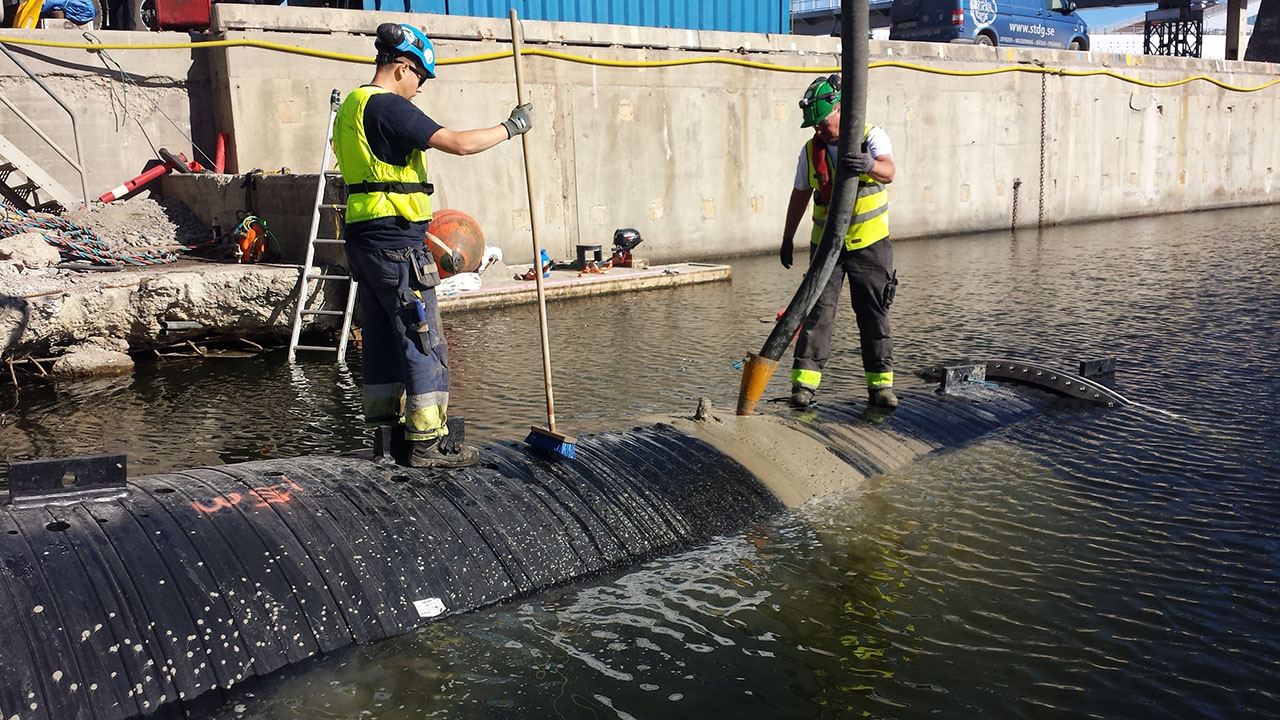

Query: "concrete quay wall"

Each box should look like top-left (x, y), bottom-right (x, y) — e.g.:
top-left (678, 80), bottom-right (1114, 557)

top-left (0, 29), bottom-right (218, 208)
top-left (1, 8), bottom-right (1277, 265)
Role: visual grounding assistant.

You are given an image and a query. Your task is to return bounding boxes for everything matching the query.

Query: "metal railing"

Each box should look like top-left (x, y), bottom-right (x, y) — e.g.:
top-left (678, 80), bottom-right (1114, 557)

top-left (792, 0), bottom-right (894, 15)
top-left (0, 42), bottom-right (90, 210)
top-left (792, 0), bottom-right (842, 11)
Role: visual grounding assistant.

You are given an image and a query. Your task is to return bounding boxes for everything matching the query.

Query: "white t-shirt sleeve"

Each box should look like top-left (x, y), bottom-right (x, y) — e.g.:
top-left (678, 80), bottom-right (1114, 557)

top-left (794, 146), bottom-right (810, 191)
top-left (796, 127), bottom-right (892, 190)
top-left (866, 126), bottom-right (893, 158)
top-left (813, 126), bottom-right (894, 174)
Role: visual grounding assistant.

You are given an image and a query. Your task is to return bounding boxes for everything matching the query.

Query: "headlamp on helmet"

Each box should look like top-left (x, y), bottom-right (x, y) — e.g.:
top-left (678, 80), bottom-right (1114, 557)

top-left (375, 23), bottom-right (436, 81)
top-left (799, 73), bottom-right (842, 128)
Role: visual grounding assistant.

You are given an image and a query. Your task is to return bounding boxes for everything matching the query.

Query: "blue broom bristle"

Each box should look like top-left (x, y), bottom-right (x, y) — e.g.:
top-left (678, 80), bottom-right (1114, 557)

top-left (525, 429), bottom-right (576, 459)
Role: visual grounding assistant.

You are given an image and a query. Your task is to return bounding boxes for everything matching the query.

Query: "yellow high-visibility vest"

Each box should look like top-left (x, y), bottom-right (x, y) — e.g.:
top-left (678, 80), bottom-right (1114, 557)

top-left (333, 86), bottom-right (433, 225)
top-left (805, 124), bottom-right (889, 251)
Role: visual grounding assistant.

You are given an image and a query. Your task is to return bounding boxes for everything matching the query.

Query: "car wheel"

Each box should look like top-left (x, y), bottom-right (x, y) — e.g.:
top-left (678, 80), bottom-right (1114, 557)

top-left (1069, 39), bottom-right (1083, 50)
top-left (975, 33), bottom-right (995, 46)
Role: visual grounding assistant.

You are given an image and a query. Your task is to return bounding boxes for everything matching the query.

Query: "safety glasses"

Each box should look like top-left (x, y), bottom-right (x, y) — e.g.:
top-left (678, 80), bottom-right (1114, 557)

top-left (401, 61), bottom-right (428, 87)
top-left (799, 73), bottom-right (842, 109)
top-left (798, 89), bottom-right (839, 109)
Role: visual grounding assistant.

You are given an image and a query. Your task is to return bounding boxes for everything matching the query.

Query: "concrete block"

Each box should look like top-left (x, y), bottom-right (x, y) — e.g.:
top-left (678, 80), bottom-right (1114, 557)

top-left (0, 233), bottom-right (62, 269)
top-left (51, 337), bottom-right (133, 377)
top-left (159, 173), bottom-right (345, 267)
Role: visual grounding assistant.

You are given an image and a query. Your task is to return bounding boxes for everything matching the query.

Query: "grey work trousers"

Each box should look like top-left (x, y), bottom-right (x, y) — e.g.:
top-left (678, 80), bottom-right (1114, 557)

top-left (792, 237), bottom-right (897, 389)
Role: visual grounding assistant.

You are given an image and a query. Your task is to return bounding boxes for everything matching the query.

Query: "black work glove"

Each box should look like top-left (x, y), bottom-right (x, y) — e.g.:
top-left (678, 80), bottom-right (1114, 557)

top-left (502, 103), bottom-right (533, 138)
top-left (780, 237), bottom-right (794, 269)
top-left (844, 152), bottom-right (875, 175)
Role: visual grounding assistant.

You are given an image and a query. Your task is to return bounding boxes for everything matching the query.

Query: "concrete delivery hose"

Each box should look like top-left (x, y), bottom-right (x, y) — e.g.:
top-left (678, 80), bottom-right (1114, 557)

top-left (736, 0), bottom-right (871, 416)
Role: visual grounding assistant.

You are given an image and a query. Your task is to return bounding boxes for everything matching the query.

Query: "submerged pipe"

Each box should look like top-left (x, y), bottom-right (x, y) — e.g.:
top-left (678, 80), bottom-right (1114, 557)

top-left (0, 364), bottom-right (1118, 720)
top-left (737, 0), bottom-right (870, 415)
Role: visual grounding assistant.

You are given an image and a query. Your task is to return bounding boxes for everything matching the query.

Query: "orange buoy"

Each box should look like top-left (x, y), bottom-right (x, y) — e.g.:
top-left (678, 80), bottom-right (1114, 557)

top-left (425, 209), bottom-right (485, 279)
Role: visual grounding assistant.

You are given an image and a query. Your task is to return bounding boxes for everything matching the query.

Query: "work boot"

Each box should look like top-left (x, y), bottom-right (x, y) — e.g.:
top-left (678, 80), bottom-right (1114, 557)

top-left (790, 386), bottom-right (815, 409)
top-left (868, 387), bottom-right (899, 409)
top-left (408, 438), bottom-right (480, 469)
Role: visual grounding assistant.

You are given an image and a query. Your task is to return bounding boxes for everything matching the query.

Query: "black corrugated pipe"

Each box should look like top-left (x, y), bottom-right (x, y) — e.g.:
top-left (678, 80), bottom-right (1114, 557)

top-left (736, 0), bottom-right (869, 415)
top-left (1245, 0), bottom-right (1280, 61)
top-left (1, 370), bottom-right (1118, 720)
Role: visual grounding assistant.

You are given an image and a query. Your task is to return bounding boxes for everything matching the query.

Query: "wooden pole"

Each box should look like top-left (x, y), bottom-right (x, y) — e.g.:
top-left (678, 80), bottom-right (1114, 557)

top-left (509, 9), bottom-right (560, 434)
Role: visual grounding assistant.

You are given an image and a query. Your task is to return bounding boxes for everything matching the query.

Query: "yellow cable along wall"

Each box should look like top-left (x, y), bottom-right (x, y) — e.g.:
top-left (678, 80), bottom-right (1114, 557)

top-left (0, 35), bottom-right (1277, 93)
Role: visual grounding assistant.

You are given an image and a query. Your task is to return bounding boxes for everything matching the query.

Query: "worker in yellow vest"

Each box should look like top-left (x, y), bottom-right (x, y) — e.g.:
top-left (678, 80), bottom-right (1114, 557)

top-left (333, 23), bottom-right (532, 468)
top-left (779, 74), bottom-right (900, 410)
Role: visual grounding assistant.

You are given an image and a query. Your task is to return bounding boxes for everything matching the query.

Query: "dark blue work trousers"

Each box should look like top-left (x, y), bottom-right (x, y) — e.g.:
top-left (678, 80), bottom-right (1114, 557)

top-left (344, 243), bottom-right (450, 441)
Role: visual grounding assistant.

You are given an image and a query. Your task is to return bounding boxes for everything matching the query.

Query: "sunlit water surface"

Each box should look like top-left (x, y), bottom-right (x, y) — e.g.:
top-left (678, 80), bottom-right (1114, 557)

top-left (2, 206), bottom-right (1278, 718)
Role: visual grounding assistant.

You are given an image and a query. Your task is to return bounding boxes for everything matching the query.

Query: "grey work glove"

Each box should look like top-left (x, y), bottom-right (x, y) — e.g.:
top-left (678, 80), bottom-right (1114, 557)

top-left (844, 152), bottom-right (875, 175)
top-left (780, 237), bottom-right (794, 269)
top-left (502, 103), bottom-right (533, 138)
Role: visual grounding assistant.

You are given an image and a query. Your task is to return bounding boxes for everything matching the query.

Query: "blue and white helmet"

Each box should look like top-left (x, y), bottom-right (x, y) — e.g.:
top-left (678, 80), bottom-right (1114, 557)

top-left (375, 23), bottom-right (436, 79)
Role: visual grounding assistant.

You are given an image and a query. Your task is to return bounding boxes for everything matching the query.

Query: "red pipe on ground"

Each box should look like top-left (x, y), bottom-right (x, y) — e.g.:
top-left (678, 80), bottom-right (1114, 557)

top-left (98, 161), bottom-right (176, 204)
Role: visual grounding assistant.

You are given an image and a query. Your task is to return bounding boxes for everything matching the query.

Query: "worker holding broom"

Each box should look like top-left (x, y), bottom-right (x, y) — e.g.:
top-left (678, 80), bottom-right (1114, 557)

top-left (333, 22), bottom-right (532, 468)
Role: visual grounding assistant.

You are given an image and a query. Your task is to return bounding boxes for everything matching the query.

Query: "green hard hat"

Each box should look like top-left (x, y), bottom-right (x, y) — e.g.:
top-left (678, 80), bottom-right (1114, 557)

top-left (800, 74), bottom-right (842, 128)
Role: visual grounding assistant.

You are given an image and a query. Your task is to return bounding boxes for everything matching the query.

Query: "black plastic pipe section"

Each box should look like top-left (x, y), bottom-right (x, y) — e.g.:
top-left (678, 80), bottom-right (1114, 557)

top-left (0, 385), bottom-right (1050, 720)
top-left (1245, 0), bottom-right (1279, 61)
top-left (759, 0), bottom-right (869, 362)
top-left (0, 428), bottom-right (780, 720)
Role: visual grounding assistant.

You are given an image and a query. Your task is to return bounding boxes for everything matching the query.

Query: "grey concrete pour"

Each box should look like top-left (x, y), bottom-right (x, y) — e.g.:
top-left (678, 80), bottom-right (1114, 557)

top-left (1, 262), bottom-right (313, 361)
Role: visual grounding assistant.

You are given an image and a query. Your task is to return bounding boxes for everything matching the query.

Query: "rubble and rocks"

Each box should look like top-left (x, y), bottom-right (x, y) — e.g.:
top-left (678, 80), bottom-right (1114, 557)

top-left (1, 263), bottom-right (334, 363)
top-left (50, 336), bottom-right (134, 377)
top-left (1, 197), bottom-right (327, 376)
top-left (63, 197), bottom-right (215, 252)
top-left (1, 196), bottom-right (217, 299)
top-left (0, 260), bottom-right (80, 299)
top-left (0, 232), bottom-right (62, 270)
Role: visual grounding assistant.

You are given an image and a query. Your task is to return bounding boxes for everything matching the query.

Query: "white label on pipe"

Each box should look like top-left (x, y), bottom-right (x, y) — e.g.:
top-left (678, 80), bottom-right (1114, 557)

top-left (413, 597), bottom-right (446, 619)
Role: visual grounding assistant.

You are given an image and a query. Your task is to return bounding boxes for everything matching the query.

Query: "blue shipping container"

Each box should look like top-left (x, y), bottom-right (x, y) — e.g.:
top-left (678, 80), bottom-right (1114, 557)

top-left (369, 0), bottom-right (788, 35)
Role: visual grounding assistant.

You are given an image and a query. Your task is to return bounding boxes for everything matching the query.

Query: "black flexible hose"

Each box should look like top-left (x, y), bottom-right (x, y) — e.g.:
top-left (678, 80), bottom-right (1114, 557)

top-left (758, 0), bottom-right (869, 362)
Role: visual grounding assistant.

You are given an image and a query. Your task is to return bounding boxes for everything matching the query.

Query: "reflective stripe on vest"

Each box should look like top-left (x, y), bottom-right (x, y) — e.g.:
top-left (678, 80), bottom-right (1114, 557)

top-left (806, 124), bottom-right (890, 251)
top-left (333, 86), bottom-right (433, 224)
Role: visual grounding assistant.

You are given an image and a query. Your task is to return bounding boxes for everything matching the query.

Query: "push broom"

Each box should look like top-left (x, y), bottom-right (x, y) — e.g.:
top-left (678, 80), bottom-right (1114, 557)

top-left (510, 9), bottom-right (577, 459)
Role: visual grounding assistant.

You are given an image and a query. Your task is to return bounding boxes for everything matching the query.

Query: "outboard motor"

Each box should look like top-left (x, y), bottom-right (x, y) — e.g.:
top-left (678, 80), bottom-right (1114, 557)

top-left (611, 228), bottom-right (643, 267)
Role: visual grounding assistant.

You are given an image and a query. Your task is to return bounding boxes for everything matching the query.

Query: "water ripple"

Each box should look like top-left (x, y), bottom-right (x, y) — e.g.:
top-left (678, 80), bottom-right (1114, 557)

top-left (8, 207), bottom-right (1280, 719)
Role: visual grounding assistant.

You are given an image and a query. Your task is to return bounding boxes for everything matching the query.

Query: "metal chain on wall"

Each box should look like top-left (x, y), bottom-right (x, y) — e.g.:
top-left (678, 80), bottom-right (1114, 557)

top-left (1038, 69), bottom-right (1048, 229)
top-left (1012, 177), bottom-right (1022, 231)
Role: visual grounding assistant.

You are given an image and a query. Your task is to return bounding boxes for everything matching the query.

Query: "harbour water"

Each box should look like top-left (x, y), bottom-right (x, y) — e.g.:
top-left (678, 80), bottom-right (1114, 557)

top-left (2, 205), bottom-right (1278, 718)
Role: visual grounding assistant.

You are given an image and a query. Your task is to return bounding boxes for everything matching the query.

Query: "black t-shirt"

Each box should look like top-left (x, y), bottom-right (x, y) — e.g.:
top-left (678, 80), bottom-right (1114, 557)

top-left (345, 89), bottom-right (444, 249)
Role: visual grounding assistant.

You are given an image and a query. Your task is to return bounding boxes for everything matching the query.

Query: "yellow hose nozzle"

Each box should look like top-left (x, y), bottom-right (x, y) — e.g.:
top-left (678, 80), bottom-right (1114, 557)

top-left (735, 352), bottom-right (779, 416)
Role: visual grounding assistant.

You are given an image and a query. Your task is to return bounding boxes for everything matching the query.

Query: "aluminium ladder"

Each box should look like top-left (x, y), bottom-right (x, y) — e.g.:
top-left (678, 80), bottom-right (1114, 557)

top-left (287, 89), bottom-right (358, 363)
